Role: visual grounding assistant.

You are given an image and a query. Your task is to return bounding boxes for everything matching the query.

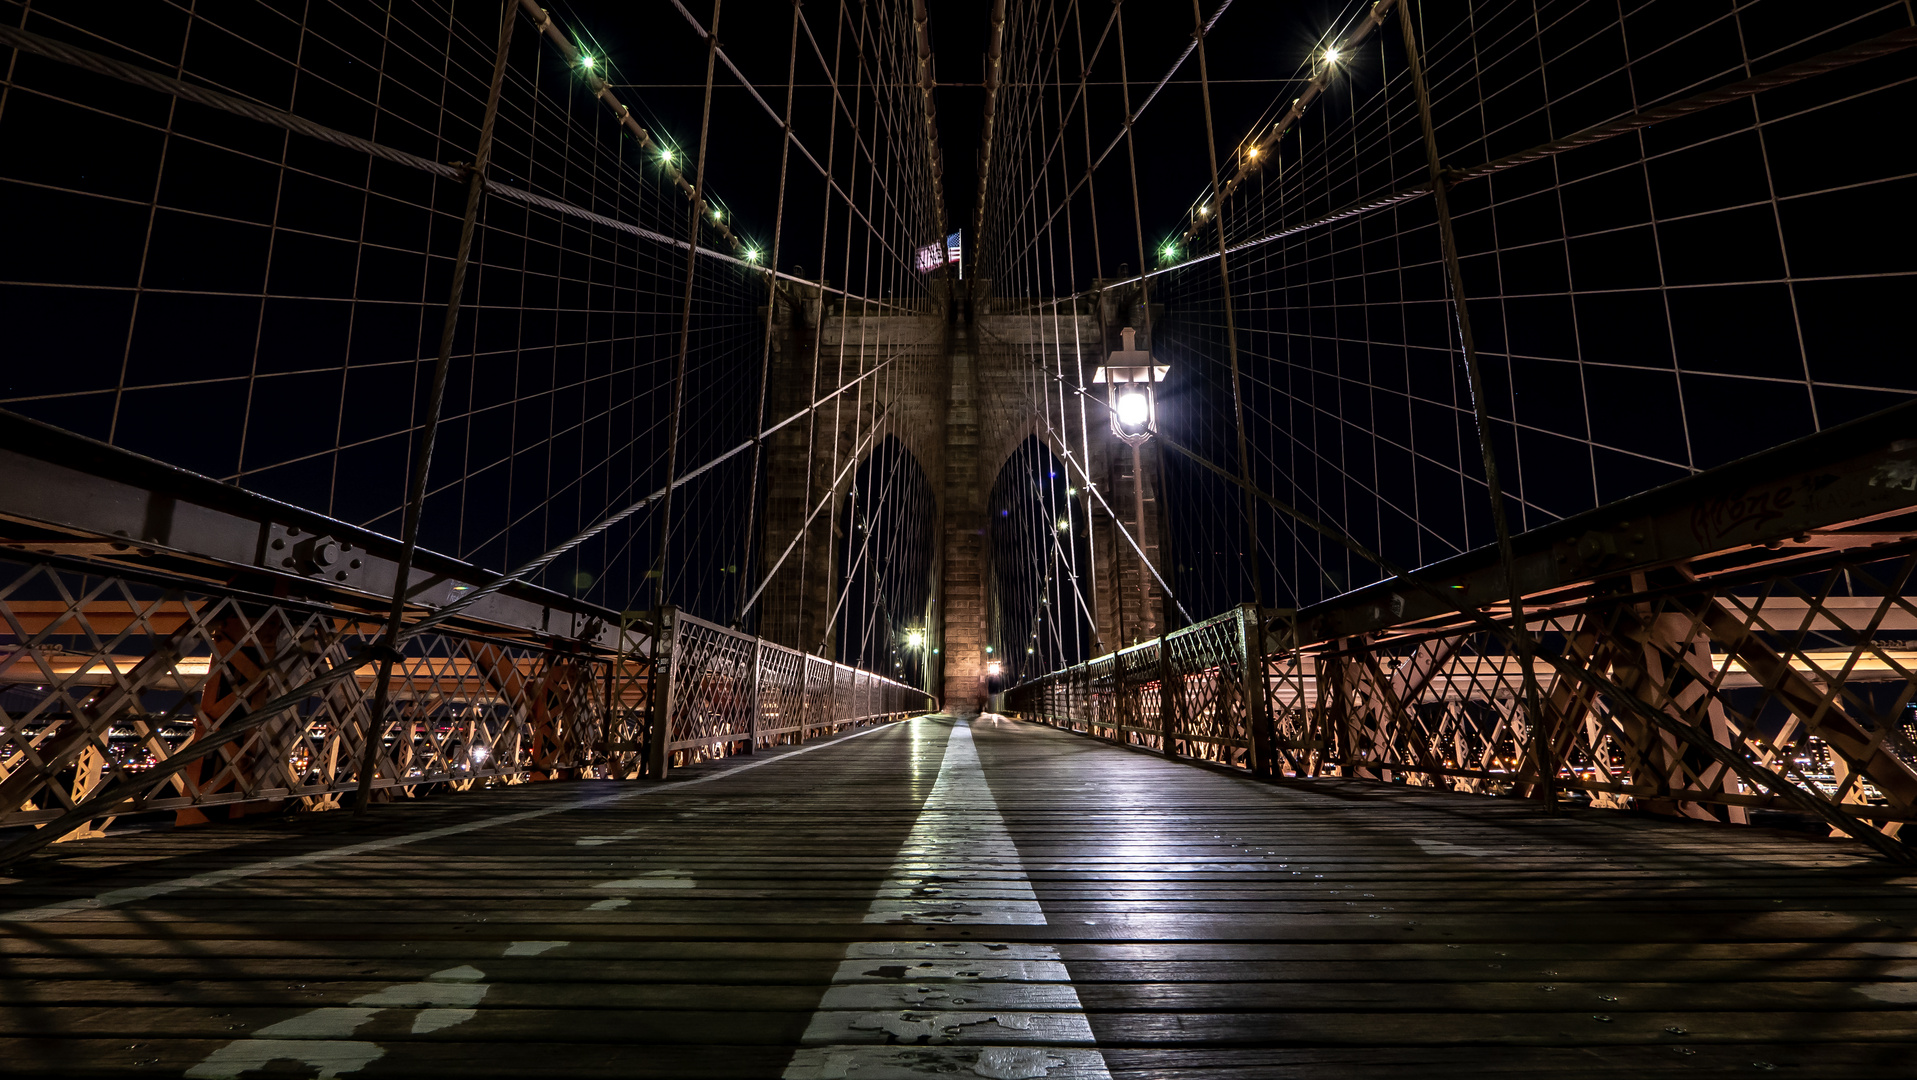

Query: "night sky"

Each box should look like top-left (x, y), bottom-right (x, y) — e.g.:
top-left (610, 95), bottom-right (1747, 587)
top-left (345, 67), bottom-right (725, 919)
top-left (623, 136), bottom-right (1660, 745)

top-left (559, 0), bottom-right (1342, 290)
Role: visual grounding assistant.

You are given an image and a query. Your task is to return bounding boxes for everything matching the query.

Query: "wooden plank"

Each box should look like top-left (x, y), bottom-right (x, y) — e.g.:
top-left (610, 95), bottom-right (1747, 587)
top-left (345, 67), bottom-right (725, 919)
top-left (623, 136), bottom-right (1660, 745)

top-left (1, 714), bottom-right (1914, 1078)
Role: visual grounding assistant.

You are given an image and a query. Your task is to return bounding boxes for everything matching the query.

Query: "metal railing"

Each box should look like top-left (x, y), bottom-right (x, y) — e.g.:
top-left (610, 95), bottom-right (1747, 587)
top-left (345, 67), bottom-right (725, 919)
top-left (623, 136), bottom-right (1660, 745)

top-left (0, 549), bottom-right (930, 841)
top-left (0, 421), bottom-right (930, 845)
top-left (656, 609), bottom-right (930, 770)
top-left (1006, 403), bottom-right (1917, 857)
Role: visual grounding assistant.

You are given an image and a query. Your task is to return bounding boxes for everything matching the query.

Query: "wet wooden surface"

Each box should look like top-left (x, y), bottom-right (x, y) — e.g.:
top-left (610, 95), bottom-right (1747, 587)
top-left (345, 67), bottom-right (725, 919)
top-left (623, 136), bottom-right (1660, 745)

top-left (3, 714), bottom-right (1915, 1077)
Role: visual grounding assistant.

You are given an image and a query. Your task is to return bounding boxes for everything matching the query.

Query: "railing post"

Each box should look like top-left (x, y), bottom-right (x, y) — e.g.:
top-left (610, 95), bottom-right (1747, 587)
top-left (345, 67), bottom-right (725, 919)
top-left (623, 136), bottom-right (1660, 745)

top-left (746, 636), bottom-right (763, 753)
top-left (1238, 603), bottom-right (1272, 776)
top-left (647, 606), bottom-right (678, 780)
top-left (1158, 637), bottom-right (1177, 758)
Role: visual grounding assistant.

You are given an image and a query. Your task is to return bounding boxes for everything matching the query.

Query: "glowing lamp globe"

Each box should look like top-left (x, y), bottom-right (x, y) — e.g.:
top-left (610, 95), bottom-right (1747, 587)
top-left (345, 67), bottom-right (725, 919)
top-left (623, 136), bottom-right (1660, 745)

top-left (1091, 327), bottom-right (1167, 447)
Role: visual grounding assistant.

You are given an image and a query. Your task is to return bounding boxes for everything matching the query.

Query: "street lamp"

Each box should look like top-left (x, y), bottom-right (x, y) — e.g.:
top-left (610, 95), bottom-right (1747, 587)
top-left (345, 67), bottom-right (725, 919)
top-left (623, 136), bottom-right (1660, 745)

top-left (905, 628), bottom-right (926, 650)
top-left (1093, 327), bottom-right (1168, 447)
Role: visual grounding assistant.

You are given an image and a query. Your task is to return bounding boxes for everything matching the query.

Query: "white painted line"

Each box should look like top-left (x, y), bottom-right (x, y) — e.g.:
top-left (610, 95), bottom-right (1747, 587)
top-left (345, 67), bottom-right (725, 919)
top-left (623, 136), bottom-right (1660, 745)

top-left (785, 1046), bottom-right (1110, 1079)
top-left (2, 718), bottom-right (908, 922)
top-left (786, 718), bottom-right (1111, 1079)
top-left (865, 722), bottom-right (1045, 926)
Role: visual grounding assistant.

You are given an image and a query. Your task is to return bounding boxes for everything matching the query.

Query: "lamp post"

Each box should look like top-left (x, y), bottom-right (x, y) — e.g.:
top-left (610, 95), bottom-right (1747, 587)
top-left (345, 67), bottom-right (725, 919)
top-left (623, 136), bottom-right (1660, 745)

top-left (1092, 326), bottom-right (1173, 644)
top-left (903, 627), bottom-right (926, 688)
top-left (1093, 327), bottom-right (1167, 447)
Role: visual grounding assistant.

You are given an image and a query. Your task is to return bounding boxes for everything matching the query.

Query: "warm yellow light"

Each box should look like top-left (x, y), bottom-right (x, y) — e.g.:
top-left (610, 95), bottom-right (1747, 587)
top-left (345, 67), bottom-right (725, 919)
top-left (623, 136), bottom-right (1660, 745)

top-left (906, 629), bottom-right (926, 648)
top-left (1324, 47), bottom-right (1341, 65)
top-left (1246, 146), bottom-right (1258, 159)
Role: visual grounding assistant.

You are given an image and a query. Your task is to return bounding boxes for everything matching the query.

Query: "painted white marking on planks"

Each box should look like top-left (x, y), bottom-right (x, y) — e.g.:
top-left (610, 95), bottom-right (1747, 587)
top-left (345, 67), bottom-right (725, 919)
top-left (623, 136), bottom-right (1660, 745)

top-left (597, 870), bottom-right (695, 889)
top-left (865, 722), bottom-right (1044, 926)
top-left (3, 718), bottom-right (906, 922)
top-left (1412, 838), bottom-right (1513, 858)
top-left (184, 965), bottom-right (489, 1079)
top-left (785, 718), bottom-right (1111, 1079)
top-left (1854, 982), bottom-right (1917, 1003)
top-left (502, 940), bottom-right (569, 956)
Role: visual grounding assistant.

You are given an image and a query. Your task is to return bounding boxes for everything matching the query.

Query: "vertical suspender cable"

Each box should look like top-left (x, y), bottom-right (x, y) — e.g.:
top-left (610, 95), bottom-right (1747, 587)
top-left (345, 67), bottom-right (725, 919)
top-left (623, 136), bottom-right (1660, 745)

top-left (648, 0), bottom-right (726, 779)
top-left (354, 0), bottom-right (517, 813)
top-left (737, 0), bottom-right (805, 628)
top-left (1394, 1), bottom-right (1552, 809)
top-left (1189, 0), bottom-right (1264, 614)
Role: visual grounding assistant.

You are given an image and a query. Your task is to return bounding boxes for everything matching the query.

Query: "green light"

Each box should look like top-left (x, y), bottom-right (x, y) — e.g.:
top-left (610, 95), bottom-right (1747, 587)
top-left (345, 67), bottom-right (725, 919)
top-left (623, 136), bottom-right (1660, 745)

top-left (660, 147), bottom-right (674, 163)
top-left (1161, 244), bottom-right (1177, 261)
top-left (712, 207), bottom-right (725, 223)
top-left (579, 55), bottom-right (596, 70)
top-left (744, 247), bottom-right (761, 263)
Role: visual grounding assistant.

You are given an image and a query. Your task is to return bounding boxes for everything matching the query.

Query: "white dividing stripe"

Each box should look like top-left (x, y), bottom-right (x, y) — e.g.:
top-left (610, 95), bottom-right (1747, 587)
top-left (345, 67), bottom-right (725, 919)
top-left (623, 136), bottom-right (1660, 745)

top-left (865, 722), bottom-right (1045, 926)
top-left (787, 719), bottom-right (1110, 1080)
top-left (3, 720), bottom-right (903, 922)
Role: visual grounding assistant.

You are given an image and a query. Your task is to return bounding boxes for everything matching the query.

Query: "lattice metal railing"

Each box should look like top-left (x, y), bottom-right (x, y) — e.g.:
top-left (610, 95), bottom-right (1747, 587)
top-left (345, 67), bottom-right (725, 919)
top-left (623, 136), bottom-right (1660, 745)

top-left (1010, 545), bottom-right (1917, 850)
top-left (1322, 549), bottom-right (1917, 829)
top-left (0, 553), bottom-right (618, 835)
top-left (0, 553), bottom-right (928, 842)
top-left (1006, 604), bottom-right (1264, 770)
top-left (1006, 405), bottom-right (1917, 860)
top-left (657, 610), bottom-right (930, 770)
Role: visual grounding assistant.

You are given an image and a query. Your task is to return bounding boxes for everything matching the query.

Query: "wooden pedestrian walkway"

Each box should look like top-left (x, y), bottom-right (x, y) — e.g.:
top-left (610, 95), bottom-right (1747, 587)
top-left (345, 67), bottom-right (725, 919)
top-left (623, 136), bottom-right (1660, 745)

top-left (3, 714), bottom-right (1916, 1077)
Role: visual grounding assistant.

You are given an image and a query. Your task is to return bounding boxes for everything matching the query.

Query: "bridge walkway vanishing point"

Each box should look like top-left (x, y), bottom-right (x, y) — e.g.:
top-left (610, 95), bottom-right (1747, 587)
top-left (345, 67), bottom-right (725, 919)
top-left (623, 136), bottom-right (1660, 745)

top-left (3, 714), bottom-right (1916, 1079)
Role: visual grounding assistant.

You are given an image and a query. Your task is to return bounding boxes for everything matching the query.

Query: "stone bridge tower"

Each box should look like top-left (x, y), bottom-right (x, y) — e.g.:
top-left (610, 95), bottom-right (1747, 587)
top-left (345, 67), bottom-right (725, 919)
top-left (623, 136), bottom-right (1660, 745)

top-left (757, 280), bottom-right (1169, 715)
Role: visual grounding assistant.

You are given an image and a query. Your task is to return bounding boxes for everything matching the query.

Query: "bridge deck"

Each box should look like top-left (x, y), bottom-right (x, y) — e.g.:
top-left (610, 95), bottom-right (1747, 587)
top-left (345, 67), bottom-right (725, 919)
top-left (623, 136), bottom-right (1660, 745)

top-left (3, 715), bottom-right (1915, 1078)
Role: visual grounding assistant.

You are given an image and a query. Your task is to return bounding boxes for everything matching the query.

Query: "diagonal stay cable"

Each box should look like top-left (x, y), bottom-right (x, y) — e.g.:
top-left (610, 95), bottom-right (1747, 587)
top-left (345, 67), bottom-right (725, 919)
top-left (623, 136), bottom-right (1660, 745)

top-left (971, 320), bottom-right (1191, 625)
top-left (739, 403), bottom-right (894, 623)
